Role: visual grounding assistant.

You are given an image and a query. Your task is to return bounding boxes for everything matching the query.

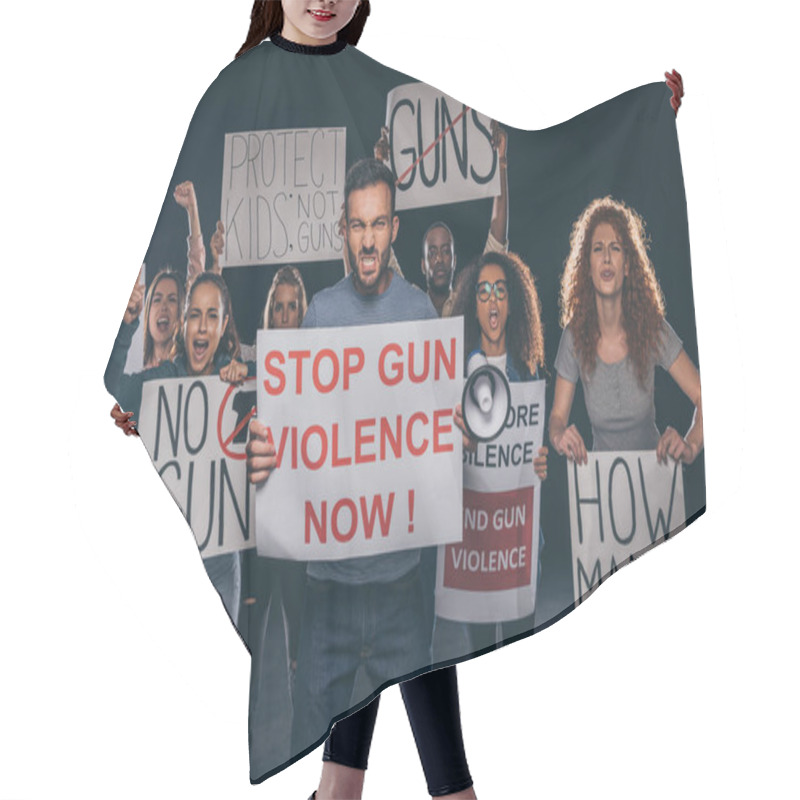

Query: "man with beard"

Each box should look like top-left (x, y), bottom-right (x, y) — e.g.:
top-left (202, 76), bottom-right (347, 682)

top-left (246, 158), bottom-right (443, 752)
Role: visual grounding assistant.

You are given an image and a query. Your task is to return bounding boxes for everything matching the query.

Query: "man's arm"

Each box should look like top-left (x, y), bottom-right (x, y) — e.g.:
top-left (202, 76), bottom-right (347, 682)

top-left (488, 122), bottom-right (509, 250)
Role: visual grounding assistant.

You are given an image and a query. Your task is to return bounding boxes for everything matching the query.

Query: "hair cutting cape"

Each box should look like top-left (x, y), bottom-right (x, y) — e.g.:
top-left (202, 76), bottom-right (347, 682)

top-left (104, 35), bottom-right (705, 783)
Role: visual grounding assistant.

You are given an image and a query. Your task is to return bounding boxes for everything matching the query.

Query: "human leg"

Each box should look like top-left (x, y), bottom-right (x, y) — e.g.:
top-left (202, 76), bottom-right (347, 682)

top-left (314, 697), bottom-right (380, 800)
top-left (315, 566), bottom-right (430, 798)
top-left (400, 667), bottom-right (474, 798)
top-left (204, 551), bottom-right (241, 626)
top-left (291, 577), bottom-right (364, 756)
top-left (323, 696), bottom-right (381, 769)
top-left (359, 565), bottom-right (430, 694)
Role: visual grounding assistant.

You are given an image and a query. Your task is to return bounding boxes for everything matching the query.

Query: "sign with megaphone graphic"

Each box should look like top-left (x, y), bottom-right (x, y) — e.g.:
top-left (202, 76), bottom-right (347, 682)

top-left (438, 379), bottom-right (546, 623)
top-left (461, 351), bottom-right (511, 443)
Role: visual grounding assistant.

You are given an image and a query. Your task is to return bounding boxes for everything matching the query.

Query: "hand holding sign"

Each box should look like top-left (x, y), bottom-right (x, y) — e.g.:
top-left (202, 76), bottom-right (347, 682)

top-left (656, 425), bottom-right (695, 465)
top-left (219, 359), bottom-right (248, 386)
top-left (374, 125), bottom-right (390, 163)
top-left (490, 121), bottom-right (507, 161)
top-left (552, 424), bottom-right (588, 465)
top-left (246, 418), bottom-right (277, 485)
top-left (534, 446), bottom-right (548, 480)
top-left (111, 402), bottom-right (138, 437)
top-left (453, 403), bottom-right (477, 452)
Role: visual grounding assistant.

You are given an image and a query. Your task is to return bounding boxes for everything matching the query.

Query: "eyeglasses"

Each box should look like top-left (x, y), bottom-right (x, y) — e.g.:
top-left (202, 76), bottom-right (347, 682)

top-left (476, 279), bottom-right (508, 302)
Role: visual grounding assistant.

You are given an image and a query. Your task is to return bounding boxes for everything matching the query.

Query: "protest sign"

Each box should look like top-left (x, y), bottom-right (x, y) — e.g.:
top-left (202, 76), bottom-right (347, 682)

top-left (255, 318), bottom-right (463, 560)
top-left (385, 83), bottom-right (501, 210)
top-left (220, 127), bottom-right (346, 266)
top-left (436, 380), bottom-right (545, 623)
top-left (139, 376), bottom-right (257, 558)
top-left (567, 451), bottom-right (686, 604)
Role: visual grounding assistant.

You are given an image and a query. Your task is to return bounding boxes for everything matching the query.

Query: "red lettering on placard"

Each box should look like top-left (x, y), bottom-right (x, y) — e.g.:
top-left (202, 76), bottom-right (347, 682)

top-left (304, 493), bottom-right (396, 544)
top-left (267, 426), bottom-right (290, 468)
top-left (406, 412), bottom-right (429, 456)
top-left (313, 349), bottom-right (339, 394)
top-left (444, 487), bottom-right (534, 591)
top-left (378, 342), bottom-right (404, 386)
top-left (301, 425), bottom-right (327, 470)
top-left (380, 416), bottom-right (402, 459)
top-left (432, 408), bottom-right (454, 453)
top-left (287, 350), bottom-right (311, 393)
top-left (355, 418), bottom-right (376, 464)
top-left (263, 351), bottom-right (286, 395)
top-left (331, 423), bottom-right (352, 467)
top-left (361, 492), bottom-right (395, 539)
top-left (408, 340), bottom-right (430, 384)
top-left (332, 498), bottom-right (358, 542)
top-left (343, 347), bottom-right (365, 389)
top-left (435, 337), bottom-right (457, 381)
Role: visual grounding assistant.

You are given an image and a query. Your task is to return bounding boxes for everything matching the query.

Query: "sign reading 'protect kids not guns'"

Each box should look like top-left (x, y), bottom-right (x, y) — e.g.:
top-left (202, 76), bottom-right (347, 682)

top-left (255, 318), bottom-right (464, 560)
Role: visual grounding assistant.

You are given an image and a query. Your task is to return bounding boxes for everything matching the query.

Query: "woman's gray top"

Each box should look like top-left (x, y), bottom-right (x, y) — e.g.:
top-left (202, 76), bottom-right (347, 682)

top-left (554, 320), bottom-right (683, 451)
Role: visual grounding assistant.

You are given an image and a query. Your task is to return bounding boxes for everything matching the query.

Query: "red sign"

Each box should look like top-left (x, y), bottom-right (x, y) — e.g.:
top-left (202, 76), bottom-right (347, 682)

top-left (443, 487), bottom-right (534, 591)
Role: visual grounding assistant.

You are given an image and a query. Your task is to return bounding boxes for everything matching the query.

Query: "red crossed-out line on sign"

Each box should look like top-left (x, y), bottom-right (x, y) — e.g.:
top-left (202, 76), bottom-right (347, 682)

top-left (224, 405), bottom-right (256, 450)
top-left (395, 106), bottom-right (471, 186)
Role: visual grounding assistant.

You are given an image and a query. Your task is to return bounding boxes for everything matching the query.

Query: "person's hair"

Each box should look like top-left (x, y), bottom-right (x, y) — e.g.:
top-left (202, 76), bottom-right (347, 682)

top-left (451, 251), bottom-right (545, 377)
top-left (143, 269), bottom-right (185, 368)
top-left (174, 272), bottom-right (242, 364)
top-left (237, 0), bottom-right (371, 58)
top-left (263, 265), bottom-right (308, 328)
top-left (559, 196), bottom-right (666, 387)
top-left (344, 158), bottom-right (396, 220)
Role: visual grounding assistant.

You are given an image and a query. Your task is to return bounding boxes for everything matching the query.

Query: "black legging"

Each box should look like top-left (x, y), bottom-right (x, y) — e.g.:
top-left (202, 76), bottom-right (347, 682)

top-left (323, 665), bottom-right (472, 797)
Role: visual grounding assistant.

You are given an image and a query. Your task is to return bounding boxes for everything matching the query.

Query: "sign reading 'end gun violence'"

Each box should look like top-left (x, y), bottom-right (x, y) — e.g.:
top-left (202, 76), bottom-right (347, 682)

top-left (256, 318), bottom-right (464, 561)
top-left (436, 380), bottom-right (545, 624)
top-left (221, 127), bottom-right (346, 267)
top-left (386, 83), bottom-right (500, 211)
top-left (567, 451), bottom-right (686, 604)
top-left (140, 376), bottom-right (257, 558)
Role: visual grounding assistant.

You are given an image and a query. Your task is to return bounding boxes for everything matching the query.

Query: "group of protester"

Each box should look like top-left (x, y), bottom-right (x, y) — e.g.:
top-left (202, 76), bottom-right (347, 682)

top-left (107, 129), bottom-right (702, 794)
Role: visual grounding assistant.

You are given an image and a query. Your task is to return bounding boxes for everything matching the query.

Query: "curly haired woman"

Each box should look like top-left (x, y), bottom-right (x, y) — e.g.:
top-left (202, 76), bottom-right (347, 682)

top-left (452, 250), bottom-right (545, 382)
top-left (549, 196), bottom-right (702, 464)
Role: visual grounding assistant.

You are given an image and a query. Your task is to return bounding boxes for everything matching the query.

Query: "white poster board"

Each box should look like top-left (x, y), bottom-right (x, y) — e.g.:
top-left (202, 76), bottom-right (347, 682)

top-left (140, 376), bottom-right (258, 558)
top-left (567, 451), bottom-right (686, 604)
top-left (436, 380), bottom-right (545, 623)
top-left (385, 82), bottom-right (501, 210)
top-left (256, 318), bottom-right (464, 560)
top-left (220, 127), bottom-right (346, 266)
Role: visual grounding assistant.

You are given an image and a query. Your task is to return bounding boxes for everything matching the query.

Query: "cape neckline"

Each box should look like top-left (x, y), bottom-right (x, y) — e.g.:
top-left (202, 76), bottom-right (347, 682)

top-left (270, 32), bottom-right (348, 55)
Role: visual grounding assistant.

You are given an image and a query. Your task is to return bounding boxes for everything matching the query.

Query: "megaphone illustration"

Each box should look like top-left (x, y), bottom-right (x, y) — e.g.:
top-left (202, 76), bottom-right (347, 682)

top-left (461, 351), bottom-right (511, 442)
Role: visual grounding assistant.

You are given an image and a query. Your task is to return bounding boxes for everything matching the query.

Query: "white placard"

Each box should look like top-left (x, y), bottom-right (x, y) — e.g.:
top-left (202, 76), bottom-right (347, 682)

top-left (385, 83), bottom-right (501, 210)
top-left (220, 127), bottom-right (346, 266)
top-left (567, 451), bottom-right (687, 604)
top-left (255, 318), bottom-right (464, 560)
top-left (140, 376), bottom-right (257, 558)
top-left (436, 380), bottom-right (545, 623)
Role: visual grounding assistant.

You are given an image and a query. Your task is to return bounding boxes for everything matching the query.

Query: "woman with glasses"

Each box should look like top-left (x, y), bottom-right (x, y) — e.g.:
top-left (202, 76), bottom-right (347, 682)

top-left (454, 250), bottom-right (546, 396)
top-left (447, 250), bottom-right (549, 653)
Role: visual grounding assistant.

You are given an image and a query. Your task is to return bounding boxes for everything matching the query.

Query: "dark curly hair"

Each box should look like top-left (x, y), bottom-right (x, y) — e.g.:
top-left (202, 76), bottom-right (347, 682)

top-left (559, 196), bottom-right (665, 387)
top-left (451, 251), bottom-right (545, 377)
top-left (237, 1), bottom-right (371, 58)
